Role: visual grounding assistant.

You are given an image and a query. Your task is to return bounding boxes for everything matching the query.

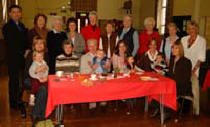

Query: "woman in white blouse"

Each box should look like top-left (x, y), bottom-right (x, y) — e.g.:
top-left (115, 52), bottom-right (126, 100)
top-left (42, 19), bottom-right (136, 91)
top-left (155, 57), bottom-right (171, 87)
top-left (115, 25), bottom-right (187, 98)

top-left (181, 21), bottom-right (206, 116)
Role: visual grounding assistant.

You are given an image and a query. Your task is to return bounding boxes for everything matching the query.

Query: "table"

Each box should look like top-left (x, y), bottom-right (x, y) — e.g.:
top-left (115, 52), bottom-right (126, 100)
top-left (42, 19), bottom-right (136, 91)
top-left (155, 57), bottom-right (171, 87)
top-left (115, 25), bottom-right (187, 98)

top-left (202, 70), bottom-right (210, 91)
top-left (46, 72), bottom-right (177, 125)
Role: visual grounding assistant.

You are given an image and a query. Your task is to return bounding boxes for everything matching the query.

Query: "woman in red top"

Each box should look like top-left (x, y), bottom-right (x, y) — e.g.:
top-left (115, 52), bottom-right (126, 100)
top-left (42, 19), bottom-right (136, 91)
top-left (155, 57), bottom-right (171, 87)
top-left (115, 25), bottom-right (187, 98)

top-left (81, 11), bottom-right (101, 52)
top-left (138, 17), bottom-right (161, 56)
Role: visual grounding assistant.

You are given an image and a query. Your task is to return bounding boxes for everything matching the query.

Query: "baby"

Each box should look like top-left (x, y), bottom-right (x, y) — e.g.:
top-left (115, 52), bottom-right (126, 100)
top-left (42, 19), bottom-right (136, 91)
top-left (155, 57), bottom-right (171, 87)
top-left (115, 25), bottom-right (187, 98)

top-left (29, 51), bottom-right (49, 80)
top-left (151, 52), bottom-right (168, 75)
top-left (29, 51), bottom-right (49, 105)
top-left (91, 49), bottom-right (110, 73)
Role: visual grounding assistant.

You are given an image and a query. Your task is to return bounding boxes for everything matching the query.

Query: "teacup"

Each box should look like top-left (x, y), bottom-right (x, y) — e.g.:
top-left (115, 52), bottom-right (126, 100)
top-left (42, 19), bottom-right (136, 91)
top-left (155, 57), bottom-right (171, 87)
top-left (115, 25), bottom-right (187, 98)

top-left (56, 71), bottom-right (64, 77)
top-left (90, 74), bottom-right (97, 80)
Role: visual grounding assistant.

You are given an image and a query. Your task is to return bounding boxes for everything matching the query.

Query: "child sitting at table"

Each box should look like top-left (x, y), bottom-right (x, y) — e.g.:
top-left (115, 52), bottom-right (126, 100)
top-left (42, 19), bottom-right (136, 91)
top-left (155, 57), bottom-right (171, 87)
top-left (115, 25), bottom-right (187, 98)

top-left (127, 56), bottom-right (143, 73)
top-left (29, 51), bottom-right (49, 105)
top-left (56, 40), bottom-right (80, 73)
top-left (91, 49), bottom-right (110, 73)
top-left (151, 52), bottom-right (168, 75)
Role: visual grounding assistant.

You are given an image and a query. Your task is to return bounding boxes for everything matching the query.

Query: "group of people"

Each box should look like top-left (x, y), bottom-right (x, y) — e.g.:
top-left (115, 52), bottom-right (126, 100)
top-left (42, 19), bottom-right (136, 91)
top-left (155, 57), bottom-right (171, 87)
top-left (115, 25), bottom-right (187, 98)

top-left (2, 4), bottom-right (206, 126)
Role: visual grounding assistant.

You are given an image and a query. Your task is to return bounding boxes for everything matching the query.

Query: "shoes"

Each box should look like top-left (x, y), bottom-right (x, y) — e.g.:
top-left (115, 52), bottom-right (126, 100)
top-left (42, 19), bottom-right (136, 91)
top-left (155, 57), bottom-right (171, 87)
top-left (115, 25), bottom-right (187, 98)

top-left (149, 109), bottom-right (160, 118)
top-left (159, 112), bottom-right (171, 123)
top-left (31, 117), bottom-right (38, 127)
top-left (100, 106), bottom-right (107, 114)
top-left (19, 103), bottom-right (26, 119)
top-left (89, 108), bottom-right (97, 117)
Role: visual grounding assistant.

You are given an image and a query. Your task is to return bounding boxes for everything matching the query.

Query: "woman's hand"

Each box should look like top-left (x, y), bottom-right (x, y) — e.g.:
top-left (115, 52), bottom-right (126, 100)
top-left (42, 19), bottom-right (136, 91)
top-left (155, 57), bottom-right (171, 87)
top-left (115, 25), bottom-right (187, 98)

top-left (192, 67), bottom-right (198, 76)
top-left (35, 67), bottom-right (43, 74)
top-left (36, 66), bottom-right (47, 74)
top-left (24, 49), bottom-right (30, 58)
top-left (39, 76), bottom-right (48, 83)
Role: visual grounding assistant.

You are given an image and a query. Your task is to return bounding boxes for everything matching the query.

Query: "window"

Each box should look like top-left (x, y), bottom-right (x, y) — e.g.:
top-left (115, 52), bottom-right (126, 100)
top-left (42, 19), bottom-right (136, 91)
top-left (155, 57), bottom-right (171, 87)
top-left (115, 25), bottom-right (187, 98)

top-left (2, 0), bottom-right (7, 22)
top-left (71, 0), bottom-right (97, 12)
top-left (157, 0), bottom-right (168, 34)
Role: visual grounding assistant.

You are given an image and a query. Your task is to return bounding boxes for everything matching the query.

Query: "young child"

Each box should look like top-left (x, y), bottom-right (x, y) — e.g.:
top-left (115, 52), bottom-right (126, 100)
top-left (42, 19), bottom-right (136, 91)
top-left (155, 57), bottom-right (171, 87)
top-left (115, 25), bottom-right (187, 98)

top-left (29, 51), bottom-right (49, 105)
top-left (127, 56), bottom-right (143, 73)
top-left (29, 51), bottom-right (49, 81)
top-left (151, 52), bottom-right (168, 75)
top-left (92, 49), bottom-right (110, 73)
top-left (56, 40), bottom-right (80, 73)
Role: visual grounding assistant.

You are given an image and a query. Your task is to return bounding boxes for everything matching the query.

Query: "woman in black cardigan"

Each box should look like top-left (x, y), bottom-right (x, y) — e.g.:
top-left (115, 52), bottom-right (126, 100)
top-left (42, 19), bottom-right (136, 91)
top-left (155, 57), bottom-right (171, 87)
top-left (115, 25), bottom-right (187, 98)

top-left (47, 17), bottom-right (67, 74)
top-left (150, 40), bottom-right (192, 121)
top-left (168, 41), bottom-right (192, 97)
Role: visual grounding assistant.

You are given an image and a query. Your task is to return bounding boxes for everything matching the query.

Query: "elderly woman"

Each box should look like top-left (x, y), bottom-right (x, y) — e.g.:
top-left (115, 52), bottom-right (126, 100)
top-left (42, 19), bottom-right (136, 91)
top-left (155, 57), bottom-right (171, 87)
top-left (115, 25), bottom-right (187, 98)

top-left (28, 13), bottom-right (49, 49)
top-left (181, 21), bottom-right (206, 116)
top-left (118, 15), bottom-right (139, 57)
top-left (112, 40), bottom-right (130, 73)
top-left (47, 17), bottom-right (67, 74)
top-left (160, 23), bottom-right (180, 63)
top-left (99, 20), bottom-right (118, 58)
top-left (138, 17), bottom-right (161, 56)
top-left (137, 39), bottom-right (159, 71)
top-left (81, 11), bottom-right (101, 52)
top-left (80, 39), bottom-right (101, 112)
top-left (66, 17), bottom-right (86, 57)
top-left (80, 39), bottom-right (98, 73)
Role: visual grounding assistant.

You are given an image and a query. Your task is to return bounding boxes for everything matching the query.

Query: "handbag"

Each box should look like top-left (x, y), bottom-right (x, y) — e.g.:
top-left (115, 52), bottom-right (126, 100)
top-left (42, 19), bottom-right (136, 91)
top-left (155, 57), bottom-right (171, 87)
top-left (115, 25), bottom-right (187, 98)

top-left (36, 119), bottom-right (54, 127)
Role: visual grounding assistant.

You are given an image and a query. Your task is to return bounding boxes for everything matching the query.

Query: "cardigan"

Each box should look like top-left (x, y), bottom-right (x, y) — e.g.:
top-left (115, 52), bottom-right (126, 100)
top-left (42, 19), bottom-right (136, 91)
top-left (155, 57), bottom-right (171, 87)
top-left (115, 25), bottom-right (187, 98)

top-left (137, 51), bottom-right (158, 71)
top-left (100, 32), bottom-right (118, 58)
top-left (167, 56), bottom-right (192, 97)
top-left (81, 24), bottom-right (101, 52)
top-left (138, 30), bottom-right (161, 55)
top-left (47, 30), bottom-right (67, 74)
top-left (66, 32), bottom-right (86, 57)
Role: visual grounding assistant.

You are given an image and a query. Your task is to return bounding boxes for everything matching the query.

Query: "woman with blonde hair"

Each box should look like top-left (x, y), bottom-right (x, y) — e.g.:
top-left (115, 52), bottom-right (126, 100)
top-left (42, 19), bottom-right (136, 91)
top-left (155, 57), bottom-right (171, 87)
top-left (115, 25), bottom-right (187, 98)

top-left (160, 22), bottom-right (180, 63)
top-left (181, 20), bottom-right (206, 116)
top-left (150, 40), bottom-right (192, 121)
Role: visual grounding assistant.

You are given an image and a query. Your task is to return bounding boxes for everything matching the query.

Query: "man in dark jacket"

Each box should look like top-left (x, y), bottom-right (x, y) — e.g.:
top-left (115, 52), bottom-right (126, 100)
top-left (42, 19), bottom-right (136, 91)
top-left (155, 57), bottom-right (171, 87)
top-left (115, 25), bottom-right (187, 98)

top-left (2, 5), bottom-right (28, 118)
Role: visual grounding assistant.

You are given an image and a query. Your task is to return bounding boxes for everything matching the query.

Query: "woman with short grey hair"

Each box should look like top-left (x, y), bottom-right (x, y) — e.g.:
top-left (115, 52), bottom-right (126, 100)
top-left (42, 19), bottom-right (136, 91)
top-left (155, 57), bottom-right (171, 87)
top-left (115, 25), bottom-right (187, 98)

top-left (138, 17), bottom-right (161, 56)
top-left (47, 17), bottom-right (67, 74)
top-left (81, 11), bottom-right (101, 52)
top-left (80, 39), bottom-right (98, 73)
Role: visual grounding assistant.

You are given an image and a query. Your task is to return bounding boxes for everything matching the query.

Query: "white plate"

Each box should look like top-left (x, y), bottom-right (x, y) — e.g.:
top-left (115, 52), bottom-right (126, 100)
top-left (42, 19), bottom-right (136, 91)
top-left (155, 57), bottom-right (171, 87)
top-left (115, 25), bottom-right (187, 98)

top-left (136, 72), bottom-right (144, 75)
top-left (89, 78), bottom-right (97, 81)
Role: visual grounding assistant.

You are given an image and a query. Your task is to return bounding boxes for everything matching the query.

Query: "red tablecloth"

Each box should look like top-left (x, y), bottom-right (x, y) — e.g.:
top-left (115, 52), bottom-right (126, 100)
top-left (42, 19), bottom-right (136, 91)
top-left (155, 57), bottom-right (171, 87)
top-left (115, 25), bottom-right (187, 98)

top-left (46, 73), bottom-right (177, 117)
top-left (202, 70), bottom-right (210, 91)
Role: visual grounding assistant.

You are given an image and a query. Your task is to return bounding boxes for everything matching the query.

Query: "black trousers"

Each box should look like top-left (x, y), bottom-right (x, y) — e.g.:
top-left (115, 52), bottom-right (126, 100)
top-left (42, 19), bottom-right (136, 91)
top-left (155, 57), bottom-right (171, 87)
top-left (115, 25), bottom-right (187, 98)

top-left (31, 85), bottom-right (48, 119)
top-left (8, 66), bottom-right (24, 108)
